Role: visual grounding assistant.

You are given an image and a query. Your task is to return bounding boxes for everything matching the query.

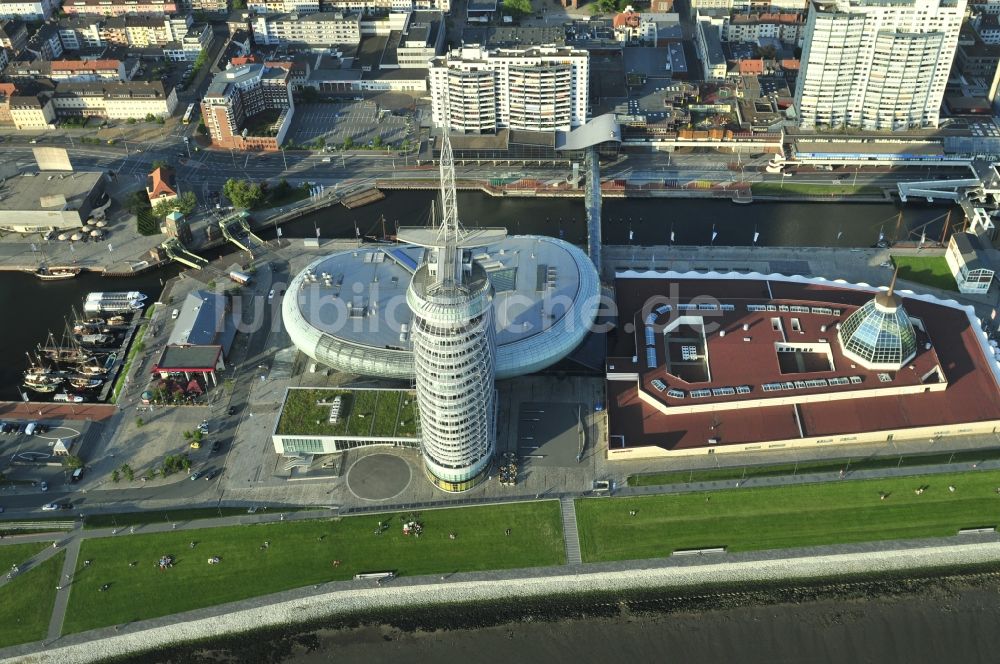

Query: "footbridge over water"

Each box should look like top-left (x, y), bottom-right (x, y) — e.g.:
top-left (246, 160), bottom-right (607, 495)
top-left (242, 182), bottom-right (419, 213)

top-left (556, 114), bottom-right (622, 271)
top-left (219, 210), bottom-right (265, 256)
top-left (897, 172), bottom-right (999, 234)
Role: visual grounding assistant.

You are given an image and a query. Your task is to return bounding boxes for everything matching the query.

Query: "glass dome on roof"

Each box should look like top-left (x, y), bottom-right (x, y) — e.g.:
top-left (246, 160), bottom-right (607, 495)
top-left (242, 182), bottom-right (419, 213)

top-left (837, 291), bottom-right (917, 370)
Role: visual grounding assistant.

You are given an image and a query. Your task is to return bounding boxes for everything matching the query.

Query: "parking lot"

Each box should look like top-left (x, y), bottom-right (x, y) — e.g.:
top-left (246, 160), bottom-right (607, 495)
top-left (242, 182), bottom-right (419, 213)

top-left (0, 419), bottom-right (100, 494)
top-left (286, 102), bottom-right (413, 149)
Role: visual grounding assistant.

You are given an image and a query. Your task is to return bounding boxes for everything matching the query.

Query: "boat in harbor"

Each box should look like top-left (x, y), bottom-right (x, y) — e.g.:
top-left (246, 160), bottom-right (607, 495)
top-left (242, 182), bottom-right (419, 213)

top-left (24, 374), bottom-right (64, 393)
top-left (78, 333), bottom-right (114, 347)
top-left (32, 266), bottom-right (81, 281)
top-left (83, 291), bottom-right (147, 314)
top-left (53, 392), bottom-right (85, 403)
top-left (106, 315), bottom-right (128, 326)
top-left (69, 376), bottom-right (103, 390)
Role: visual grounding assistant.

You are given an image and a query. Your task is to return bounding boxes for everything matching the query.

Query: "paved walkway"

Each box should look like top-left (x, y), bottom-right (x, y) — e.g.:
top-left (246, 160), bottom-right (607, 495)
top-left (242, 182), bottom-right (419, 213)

top-left (47, 533), bottom-right (83, 642)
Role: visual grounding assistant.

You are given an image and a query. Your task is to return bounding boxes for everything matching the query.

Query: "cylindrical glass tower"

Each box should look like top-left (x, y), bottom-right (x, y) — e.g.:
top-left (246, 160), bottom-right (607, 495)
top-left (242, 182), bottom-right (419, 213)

top-left (407, 261), bottom-right (496, 492)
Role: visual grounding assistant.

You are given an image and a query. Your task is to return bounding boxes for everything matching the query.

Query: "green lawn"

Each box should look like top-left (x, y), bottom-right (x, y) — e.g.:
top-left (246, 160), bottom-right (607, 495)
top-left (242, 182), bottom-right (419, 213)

top-left (752, 182), bottom-right (884, 197)
top-left (63, 502), bottom-right (563, 634)
top-left (628, 448), bottom-right (1000, 487)
top-left (892, 255), bottom-right (957, 291)
top-left (275, 388), bottom-right (420, 438)
top-left (347, 390), bottom-right (378, 436)
top-left (0, 551), bottom-right (64, 648)
top-left (0, 542), bottom-right (51, 574)
top-left (578, 470), bottom-right (1000, 562)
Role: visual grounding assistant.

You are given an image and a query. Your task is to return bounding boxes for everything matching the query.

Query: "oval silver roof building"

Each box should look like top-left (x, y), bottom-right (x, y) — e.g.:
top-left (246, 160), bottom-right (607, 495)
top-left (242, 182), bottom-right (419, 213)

top-left (283, 234), bottom-right (601, 381)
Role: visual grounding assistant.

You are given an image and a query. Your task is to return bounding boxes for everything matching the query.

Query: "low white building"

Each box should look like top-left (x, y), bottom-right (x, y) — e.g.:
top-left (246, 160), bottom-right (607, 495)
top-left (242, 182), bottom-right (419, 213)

top-left (696, 15), bottom-right (728, 81)
top-left (946, 232), bottom-right (995, 294)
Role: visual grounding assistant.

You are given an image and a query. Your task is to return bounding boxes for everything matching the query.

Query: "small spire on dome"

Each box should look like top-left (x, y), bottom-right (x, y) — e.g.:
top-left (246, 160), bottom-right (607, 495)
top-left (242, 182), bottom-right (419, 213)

top-left (887, 265), bottom-right (899, 297)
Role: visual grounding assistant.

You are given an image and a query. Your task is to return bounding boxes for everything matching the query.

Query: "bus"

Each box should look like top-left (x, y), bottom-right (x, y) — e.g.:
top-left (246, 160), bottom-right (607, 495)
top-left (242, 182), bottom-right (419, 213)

top-left (182, 103), bottom-right (196, 125)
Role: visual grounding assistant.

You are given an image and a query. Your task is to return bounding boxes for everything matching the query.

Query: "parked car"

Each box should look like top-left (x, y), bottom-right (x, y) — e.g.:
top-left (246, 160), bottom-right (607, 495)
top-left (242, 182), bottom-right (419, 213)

top-left (268, 289), bottom-right (275, 301)
top-left (227, 406), bottom-right (236, 416)
top-left (42, 502), bottom-right (59, 511)
top-left (204, 469), bottom-right (221, 480)
top-left (210, 440), bottom-right (221, 453)
top-left (190, 471), bottom-right (202, 481)
top-left (39, 481), bottom-right (48, 492)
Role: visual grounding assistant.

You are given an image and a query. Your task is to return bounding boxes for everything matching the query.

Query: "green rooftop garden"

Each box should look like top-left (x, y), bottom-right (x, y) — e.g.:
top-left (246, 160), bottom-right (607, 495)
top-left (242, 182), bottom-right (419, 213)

top-left (275, 388), bottom-right (420, 439)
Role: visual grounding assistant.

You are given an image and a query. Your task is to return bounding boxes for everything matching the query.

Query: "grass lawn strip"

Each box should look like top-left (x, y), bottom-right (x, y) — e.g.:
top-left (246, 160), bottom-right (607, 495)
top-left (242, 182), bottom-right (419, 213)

top-left (347, 390), bottom-right (377, 437)
top-left (112, 316), bottom-right (149, 402)
top-left (579, 470), bottom-right (1000, 562)
top-left (0, 551), bottom-right (64, 648)
top-left (891, 255), bottom-right (958, 291)
top-left (63, 501), bottom-right (563, 635)
top-left (628, 448), bottom-right (1000, 487)
top-left (0, 542), bottom-right (51, 575)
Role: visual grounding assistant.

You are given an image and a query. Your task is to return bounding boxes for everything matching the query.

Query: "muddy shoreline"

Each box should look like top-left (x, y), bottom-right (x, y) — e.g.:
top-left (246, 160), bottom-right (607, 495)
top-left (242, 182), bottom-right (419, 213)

top-left (107, 562), bottom-right (1000, 664)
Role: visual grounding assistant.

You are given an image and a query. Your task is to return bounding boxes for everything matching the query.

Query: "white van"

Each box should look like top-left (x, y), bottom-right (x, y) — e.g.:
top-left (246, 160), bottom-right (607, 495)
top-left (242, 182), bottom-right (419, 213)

top-left (24, 422), bottom-right (36, 436)
top-left (321, 157), bottom-right (331, 163)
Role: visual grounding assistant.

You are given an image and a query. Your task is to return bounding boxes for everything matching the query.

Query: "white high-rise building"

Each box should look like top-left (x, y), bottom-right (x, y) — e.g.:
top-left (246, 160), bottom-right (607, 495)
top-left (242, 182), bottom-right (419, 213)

top-left (429, 45), bottom-right (589, 133)
top-left (794, 0), bottom-right (965, 130)
top-left (398, 136), bottom-right (507, 492)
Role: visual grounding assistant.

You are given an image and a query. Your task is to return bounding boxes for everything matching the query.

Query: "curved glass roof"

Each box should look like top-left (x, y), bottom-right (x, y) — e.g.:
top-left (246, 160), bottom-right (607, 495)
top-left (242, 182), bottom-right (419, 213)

top-left (283, 236), bottom-right (601, 380)
top-left (837, 293), bottom-right (917, 370)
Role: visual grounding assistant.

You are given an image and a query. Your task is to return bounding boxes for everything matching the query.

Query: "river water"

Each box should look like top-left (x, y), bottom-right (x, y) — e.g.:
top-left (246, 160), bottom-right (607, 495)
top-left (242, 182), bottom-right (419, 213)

top-left (0, 192), bottom-right (953, 400)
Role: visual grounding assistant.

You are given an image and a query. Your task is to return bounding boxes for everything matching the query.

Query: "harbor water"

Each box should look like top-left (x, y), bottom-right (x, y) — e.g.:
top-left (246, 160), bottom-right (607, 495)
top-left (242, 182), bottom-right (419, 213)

top-left (0, 193), bottom-right (955, 401)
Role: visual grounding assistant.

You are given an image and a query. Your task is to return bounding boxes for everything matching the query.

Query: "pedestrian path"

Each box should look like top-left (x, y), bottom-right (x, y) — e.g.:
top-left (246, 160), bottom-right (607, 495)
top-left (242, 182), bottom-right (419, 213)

top-left (0, 536), bottom-right (60, 592)
top-left (559, 497), bottom-right (581, 565)
top-left (48, 535), bottom-right (82, 642)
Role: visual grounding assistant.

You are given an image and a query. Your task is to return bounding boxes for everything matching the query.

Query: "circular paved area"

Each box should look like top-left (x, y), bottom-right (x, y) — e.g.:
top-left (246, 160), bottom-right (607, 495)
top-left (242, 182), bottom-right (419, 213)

top-left (346, 453), bottom-right (412, 501)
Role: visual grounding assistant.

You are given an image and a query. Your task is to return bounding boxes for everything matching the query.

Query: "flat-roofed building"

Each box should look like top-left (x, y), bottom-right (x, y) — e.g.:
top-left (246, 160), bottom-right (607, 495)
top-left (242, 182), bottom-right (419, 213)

top-left (201, 63), bottom-right (295, 150)
top-left (251, 11), bottom-right (361, 49)
top-left (696, 15), bottom-right (727, 81)
top-left (605, 272), bottom-right (1000, 459)
top-left (794, 0), bottom-right (965, 130)
top-left (429, 44), bottom-right (589, 133)
top-left (0, 170), bottom-right (106, 232)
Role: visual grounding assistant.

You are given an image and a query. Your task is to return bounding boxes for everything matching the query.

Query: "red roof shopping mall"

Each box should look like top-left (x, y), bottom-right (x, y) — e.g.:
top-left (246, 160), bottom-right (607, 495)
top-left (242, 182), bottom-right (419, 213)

top-left (605, 272), bottom-right (1000, 460)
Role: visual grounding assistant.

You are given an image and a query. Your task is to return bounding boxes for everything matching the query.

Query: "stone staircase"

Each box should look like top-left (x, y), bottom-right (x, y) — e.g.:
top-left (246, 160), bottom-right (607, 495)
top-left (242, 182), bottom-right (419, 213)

top-left (559, 496), bottom-right (582, 565)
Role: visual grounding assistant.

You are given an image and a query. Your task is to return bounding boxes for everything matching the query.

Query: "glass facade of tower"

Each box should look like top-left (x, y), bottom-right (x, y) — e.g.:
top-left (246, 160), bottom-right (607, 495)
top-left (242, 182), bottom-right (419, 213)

top-left (838, 297), bottom-right (917, 369)
top-left (407, 262), bottom-right (497, 492)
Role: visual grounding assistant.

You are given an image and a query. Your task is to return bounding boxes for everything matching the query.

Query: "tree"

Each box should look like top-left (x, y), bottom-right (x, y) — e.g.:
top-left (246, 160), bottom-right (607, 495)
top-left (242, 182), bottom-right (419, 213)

top-left (373, 136), bottom-right (383, 148)
top-left (62, 455), bottom-right (83, 470)
top-left (112, 469), bottom-right (120, 483)
top-left (232, 0), bottom-right (244, 8)
top-left (590, 0), bottom-right (619, 14)
top-left (343, 136), bottom-right (355, 150)
top-left (151, 191), bottom-right (197, 219)
top-left (223, 178), bottom-right (264, 209)
top-left (151, 159), bottom-right (171, 171)
top-left (125, 189), bottom-right (151, 216)
top-left (503, 0), bottom-right (531, 14)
